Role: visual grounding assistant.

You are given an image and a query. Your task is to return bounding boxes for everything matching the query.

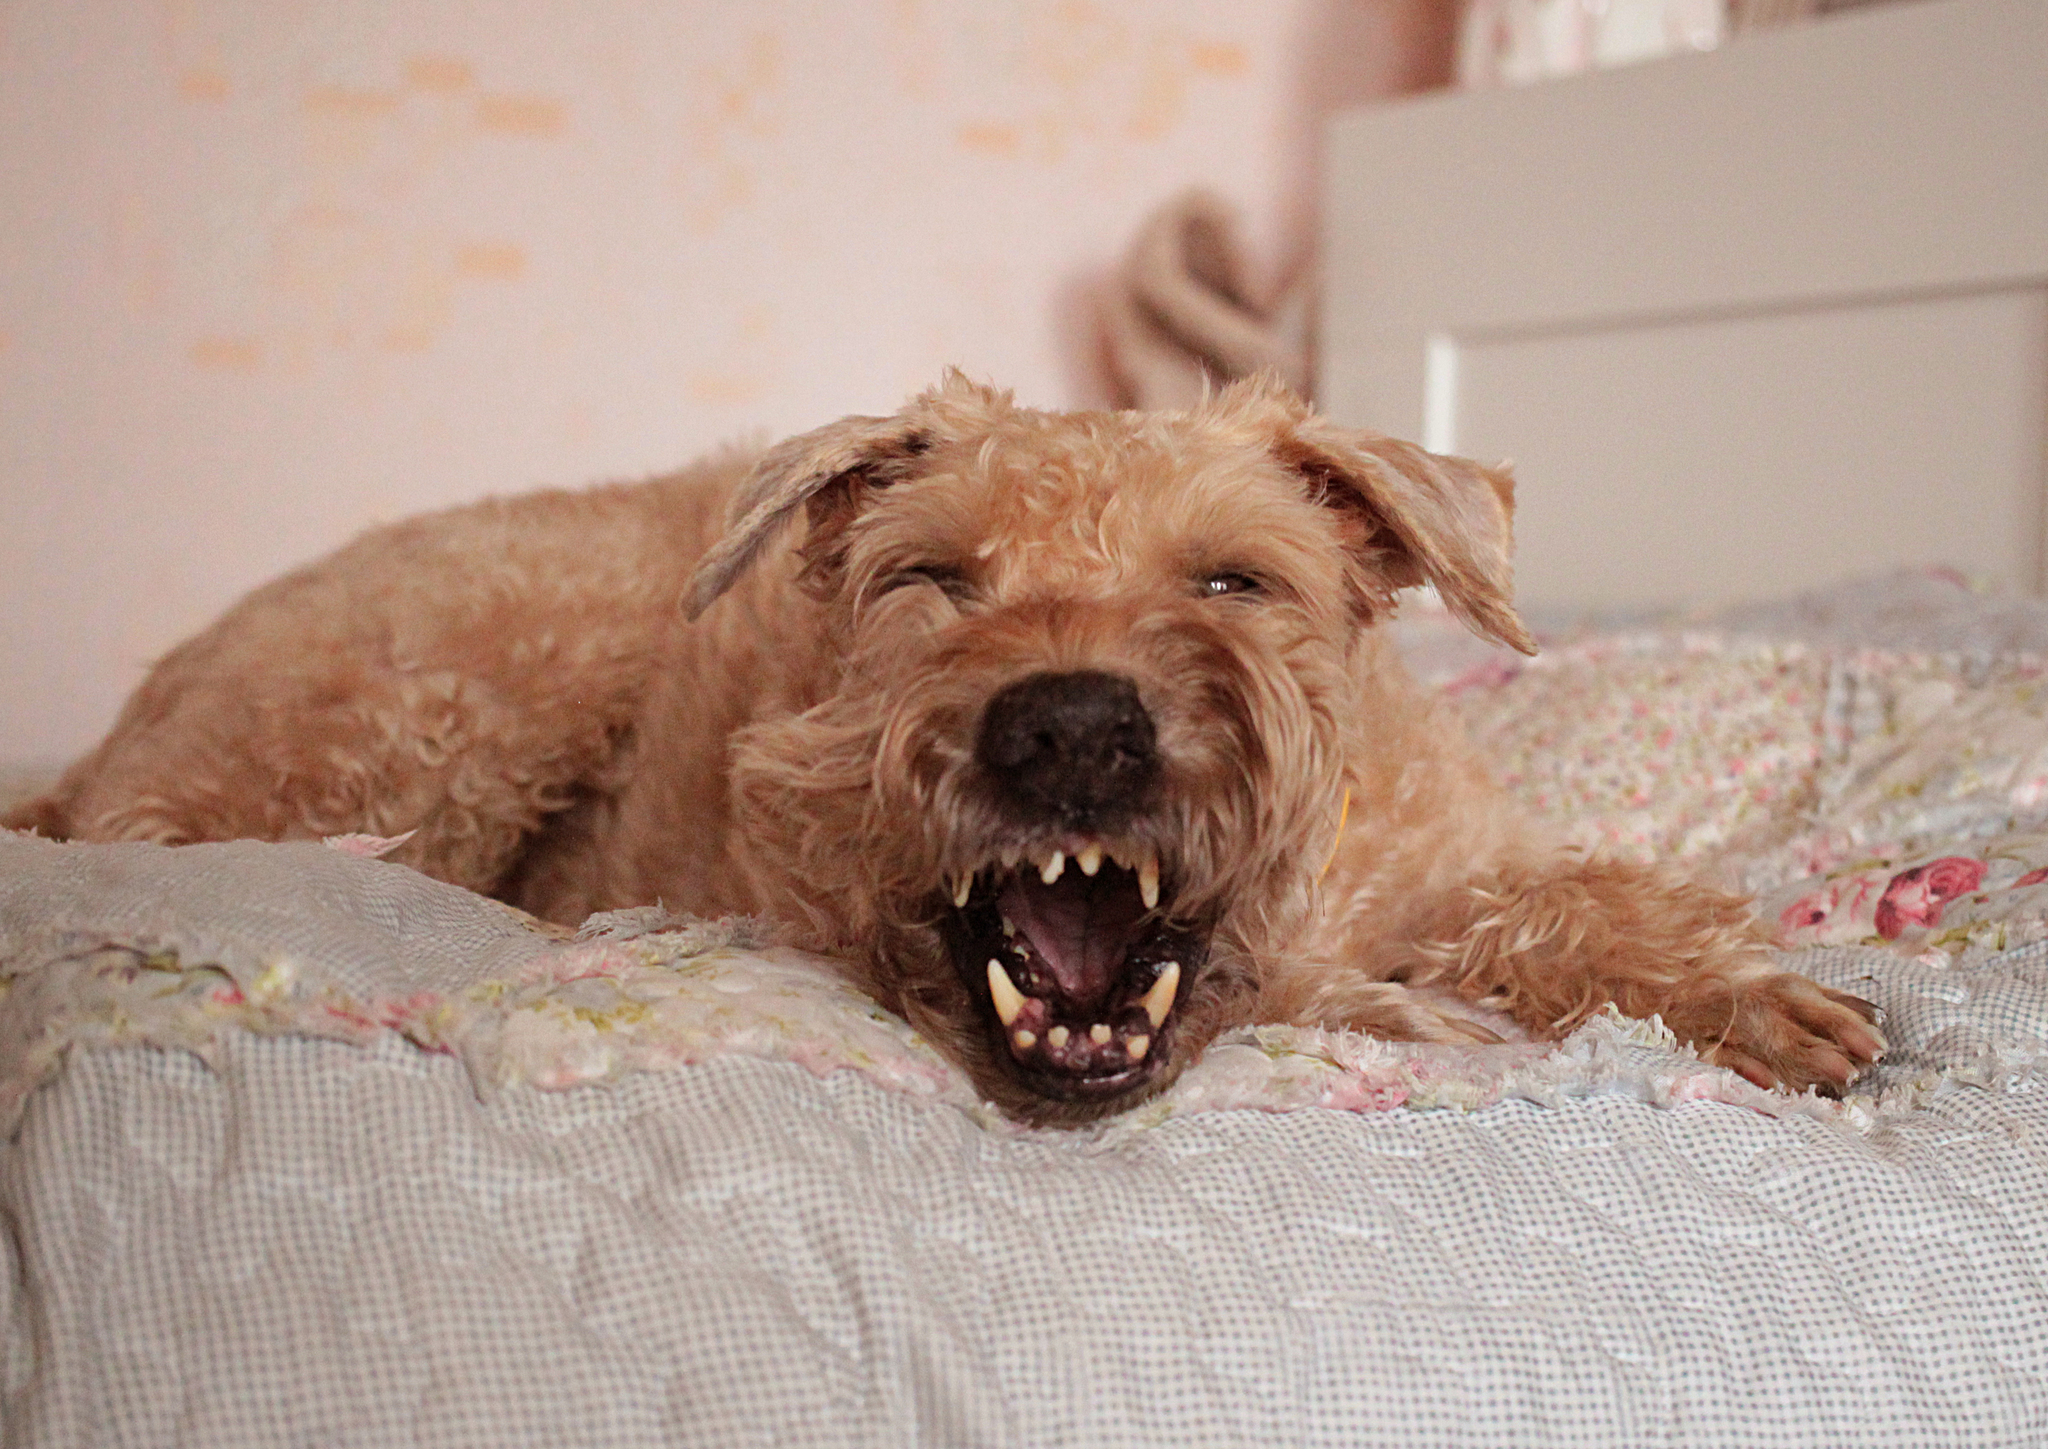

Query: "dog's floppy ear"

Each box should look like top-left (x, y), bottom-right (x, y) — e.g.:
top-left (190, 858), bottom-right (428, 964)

top-left (1283, 419), bottom-right (1535, 654)
top-left (1214, 378), bottom-right (1535, 655)
top-left (686, 412), bottom-right (931, 618)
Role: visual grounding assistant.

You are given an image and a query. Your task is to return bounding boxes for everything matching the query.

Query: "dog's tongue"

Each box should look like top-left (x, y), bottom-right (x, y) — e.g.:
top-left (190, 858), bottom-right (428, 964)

top-left (997, 869), bottom-right (1148, 1006)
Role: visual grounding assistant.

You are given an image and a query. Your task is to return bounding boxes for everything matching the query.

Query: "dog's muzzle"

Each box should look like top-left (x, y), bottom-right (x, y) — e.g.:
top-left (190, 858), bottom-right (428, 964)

top-left (937, 670), bottom-right (1206, 1104)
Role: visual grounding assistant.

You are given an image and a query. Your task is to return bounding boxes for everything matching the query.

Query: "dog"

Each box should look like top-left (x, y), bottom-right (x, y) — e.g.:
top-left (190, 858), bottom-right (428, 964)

top-left (8, 373), bottom-right (1884, 1123)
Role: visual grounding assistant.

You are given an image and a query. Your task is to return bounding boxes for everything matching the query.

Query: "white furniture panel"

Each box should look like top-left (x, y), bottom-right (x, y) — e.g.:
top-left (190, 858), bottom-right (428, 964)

top-left (1321, 0), bottom-right (2048, 609)
top-left (1461, 286), bottom-right (2048, 607)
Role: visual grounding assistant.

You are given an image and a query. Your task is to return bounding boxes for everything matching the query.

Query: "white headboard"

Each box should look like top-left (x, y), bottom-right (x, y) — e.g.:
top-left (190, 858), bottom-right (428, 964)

top-left (1320, 0), bottom-right (2048, 611)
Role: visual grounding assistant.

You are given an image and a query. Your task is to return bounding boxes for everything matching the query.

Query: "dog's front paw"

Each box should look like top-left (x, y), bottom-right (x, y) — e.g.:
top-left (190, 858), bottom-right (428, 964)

top-left (1700, 973), bottom-right (1886, 1095)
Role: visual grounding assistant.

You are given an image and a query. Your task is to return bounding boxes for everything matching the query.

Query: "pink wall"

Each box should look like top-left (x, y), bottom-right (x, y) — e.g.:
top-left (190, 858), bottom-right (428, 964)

top-left (0, 0), bottom-right (1452, 763)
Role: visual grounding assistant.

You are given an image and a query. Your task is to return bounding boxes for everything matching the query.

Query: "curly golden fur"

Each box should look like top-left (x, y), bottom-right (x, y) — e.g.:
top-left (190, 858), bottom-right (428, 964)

top-left (8, 373), bottom-right (1884, 1124)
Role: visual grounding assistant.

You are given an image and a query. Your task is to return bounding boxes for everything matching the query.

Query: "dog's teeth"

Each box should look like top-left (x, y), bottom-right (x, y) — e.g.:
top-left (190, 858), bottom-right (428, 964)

top-left (1141, 960), bottom-right (1180, 1029)
top-left (1090, 1023), bottom-right (1112, 1045)
top-left (1013, 1029), bottom-right (1037, 1050)
top-left (1000, 915), bottom-right (1017, 938)
top-left (1138, 851), bottom-right (1160, 911)
top-left (1048, 1025), bottom-right (1069, 1048)
top-left (1126, 1034), bottom-right (1150, 1061)
top-left (987, 959), bottom-right (1027, 1028)
top-left (1077, 843), bottom-right (1103, 876)
top-left (1039, 850), bottom-right (1065, 885)
top-left (952, 874), bottom-right (973, 909)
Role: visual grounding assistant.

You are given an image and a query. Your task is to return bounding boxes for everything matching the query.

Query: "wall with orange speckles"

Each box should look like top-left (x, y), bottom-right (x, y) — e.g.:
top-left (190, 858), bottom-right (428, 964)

top-left (0, 0), bottom-right (1453, 763)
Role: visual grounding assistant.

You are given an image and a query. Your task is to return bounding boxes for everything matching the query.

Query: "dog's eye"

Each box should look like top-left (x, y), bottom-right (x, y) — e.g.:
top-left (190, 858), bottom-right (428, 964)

top-left (879, 565), bottom-right (970, 600)
top-left (1200, 572), bottom-right (1265, 599)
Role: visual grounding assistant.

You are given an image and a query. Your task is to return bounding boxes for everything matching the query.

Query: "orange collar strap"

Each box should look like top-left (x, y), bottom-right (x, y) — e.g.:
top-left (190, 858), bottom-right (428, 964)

top-left (1320, 788), bottom-right (1352, 882)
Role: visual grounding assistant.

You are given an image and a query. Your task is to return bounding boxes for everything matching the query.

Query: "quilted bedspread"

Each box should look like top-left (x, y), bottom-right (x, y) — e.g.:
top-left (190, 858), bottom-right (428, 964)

top-left (5, 570), bottom-right (2048, 1447)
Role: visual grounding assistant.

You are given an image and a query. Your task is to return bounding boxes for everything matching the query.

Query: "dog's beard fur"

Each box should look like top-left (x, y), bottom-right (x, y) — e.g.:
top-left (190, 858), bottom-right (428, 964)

top-left (729, 614), bottom-right (1347, 1123)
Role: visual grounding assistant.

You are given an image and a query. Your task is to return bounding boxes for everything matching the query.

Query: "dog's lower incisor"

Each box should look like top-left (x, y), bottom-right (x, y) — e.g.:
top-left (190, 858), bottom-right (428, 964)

top-left (11, 374), bottom-right (1884, 1123)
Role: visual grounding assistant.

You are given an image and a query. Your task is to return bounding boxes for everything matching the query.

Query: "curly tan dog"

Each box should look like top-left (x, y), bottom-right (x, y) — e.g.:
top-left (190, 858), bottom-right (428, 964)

top-left (10, 374), bottom-right (1883, 1123)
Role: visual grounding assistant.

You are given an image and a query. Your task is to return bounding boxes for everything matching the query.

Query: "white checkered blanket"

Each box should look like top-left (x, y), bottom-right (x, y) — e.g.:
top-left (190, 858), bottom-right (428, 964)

top-left (6, 570), bottom-right (2048, 1446)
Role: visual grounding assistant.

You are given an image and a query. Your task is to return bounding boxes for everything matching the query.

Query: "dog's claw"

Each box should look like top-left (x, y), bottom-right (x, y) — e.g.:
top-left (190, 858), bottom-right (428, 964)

top-left (1821, 986), bottom-right (1886, 1027)
top-left (1442, 1015), bottom-right (1505, 1045)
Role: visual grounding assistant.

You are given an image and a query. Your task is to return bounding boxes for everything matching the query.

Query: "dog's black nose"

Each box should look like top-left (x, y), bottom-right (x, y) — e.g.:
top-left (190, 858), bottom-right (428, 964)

top-left (976, 670), bottom-right (1160, 826)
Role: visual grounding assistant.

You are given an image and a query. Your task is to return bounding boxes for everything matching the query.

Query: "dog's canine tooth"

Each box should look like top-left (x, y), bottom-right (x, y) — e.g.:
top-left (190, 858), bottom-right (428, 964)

top-left (987, 959), bottom-right (1027, 1027)
top-left (1077, 842), bottom-right (1103, 876)
top-left (1039, 850), bottom-right (1065, 885)
top-left (1126, 1034), bottom-right (1150, 1061)
top-left (1089, 1023), bottom-right (1112, 1045)
top-left (1141, 960), bottom-right (1180, 1029)
top-left (1047, 1025), bottom-right (1070, 1048)
top-left (952, 873), bottom-right (973, 909)
top-left (1137, 849), bottom-right (1160, 911)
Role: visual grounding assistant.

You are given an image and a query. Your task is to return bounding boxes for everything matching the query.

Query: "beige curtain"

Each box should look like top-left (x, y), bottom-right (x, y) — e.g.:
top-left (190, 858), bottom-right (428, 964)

top-left (1097, 189), bottom-right (1313, 411)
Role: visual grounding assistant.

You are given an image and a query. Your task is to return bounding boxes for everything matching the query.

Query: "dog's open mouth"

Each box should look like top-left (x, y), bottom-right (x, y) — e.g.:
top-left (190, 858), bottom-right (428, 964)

top-left (938, 839), bottom-right (1208, 1101)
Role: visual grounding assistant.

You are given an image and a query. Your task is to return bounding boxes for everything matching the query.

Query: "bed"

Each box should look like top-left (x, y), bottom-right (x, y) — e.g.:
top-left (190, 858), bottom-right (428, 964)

top-left (9, 4), bottom-right (2048, 1446)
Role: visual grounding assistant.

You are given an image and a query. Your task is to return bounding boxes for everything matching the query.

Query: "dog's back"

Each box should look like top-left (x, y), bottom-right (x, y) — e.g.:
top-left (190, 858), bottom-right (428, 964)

top-left (9, 452), bottom-right (749, 897)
